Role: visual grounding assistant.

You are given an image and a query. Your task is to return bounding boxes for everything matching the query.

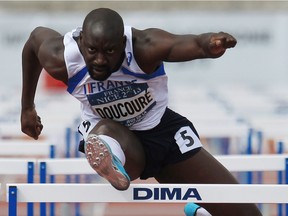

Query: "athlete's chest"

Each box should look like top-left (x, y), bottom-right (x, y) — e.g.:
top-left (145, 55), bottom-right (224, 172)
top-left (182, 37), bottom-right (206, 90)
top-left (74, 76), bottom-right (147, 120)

top-left (82, 77), bottom-right (155, 107)
top-left (79, 76), bottom-right (157, 126)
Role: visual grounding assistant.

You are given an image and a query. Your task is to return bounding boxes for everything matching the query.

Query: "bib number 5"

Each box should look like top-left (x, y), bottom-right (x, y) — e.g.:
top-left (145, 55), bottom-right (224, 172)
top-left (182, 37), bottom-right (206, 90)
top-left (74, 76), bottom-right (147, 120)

top-left (174, 126), bottom-right (202, 153)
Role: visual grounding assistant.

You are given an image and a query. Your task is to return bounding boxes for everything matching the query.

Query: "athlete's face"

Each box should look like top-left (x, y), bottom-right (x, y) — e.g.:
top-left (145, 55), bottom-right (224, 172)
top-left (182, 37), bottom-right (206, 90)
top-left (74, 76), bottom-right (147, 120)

top-left (79, 31), bottom-right (126, 81)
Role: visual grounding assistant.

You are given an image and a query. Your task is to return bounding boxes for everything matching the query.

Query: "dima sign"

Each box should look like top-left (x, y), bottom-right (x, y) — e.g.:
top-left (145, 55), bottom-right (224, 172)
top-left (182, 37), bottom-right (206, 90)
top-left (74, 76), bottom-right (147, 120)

top-left (133, 187), bottom-right (202, 201)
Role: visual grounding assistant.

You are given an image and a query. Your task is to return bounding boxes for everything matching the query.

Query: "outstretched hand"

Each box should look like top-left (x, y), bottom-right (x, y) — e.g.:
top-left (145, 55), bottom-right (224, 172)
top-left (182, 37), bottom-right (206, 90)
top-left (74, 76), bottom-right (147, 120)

top-left (208, 32), bottom-right (237, 58)
top-left (21, 106), bottom-right (43, 140)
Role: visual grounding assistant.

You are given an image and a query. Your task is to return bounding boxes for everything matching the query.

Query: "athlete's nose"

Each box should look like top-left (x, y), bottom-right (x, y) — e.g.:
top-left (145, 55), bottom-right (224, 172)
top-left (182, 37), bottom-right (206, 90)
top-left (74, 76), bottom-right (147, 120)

top-left (93, 52), bottom-right (107, 66)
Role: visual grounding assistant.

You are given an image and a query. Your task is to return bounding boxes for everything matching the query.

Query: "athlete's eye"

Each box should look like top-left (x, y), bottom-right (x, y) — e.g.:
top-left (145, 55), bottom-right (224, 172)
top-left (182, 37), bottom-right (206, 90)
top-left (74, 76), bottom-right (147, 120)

top-left (106, 49), bottom-right (114, 54)
top-left (88, 47), bottom-right (96, 53)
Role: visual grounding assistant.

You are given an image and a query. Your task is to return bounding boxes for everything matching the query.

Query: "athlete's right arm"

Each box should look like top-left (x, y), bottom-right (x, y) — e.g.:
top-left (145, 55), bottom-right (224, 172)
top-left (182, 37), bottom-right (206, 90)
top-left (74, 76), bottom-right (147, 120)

top-left (21, 27), bottom-right (65, 140)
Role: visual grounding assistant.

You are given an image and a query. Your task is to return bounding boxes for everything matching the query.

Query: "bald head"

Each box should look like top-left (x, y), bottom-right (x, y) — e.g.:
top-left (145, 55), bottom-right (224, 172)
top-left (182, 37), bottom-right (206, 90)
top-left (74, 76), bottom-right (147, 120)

top-left (78, 8), bottom-right (127, 81)
top-left (82, 8), bottom-right (124, 38)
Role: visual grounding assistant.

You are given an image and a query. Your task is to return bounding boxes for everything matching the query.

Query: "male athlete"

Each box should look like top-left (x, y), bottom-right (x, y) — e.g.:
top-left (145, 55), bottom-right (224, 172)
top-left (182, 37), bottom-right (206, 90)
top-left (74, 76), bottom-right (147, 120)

top-left (21, 8), bottom-right (262, 215)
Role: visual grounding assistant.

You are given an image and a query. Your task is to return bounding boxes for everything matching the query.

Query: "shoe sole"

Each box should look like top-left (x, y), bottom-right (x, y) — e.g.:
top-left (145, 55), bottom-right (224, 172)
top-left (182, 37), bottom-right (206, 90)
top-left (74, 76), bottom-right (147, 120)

top-left (85, 135), bottom-right (130, 191)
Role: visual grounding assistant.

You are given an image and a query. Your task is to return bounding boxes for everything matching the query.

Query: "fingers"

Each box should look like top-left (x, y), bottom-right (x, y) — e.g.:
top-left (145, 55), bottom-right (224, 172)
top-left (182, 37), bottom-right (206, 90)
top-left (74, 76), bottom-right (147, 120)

top-left (21, 115), bottom-right (43, 140)
top-left (212, 33), bottom-right (237, 49)
top-left (223, 36), bottom-right (237, 48)
top-left (34, 125), bottom-right (43, 140)
top-left (22, 127), bottom-right (39, 140)
top-left (22, 125), bottom-right (42, 140)
top-left (34, 117), bottom-right (43, 139)
top-left (208, 33), bottom-right (237, 57)
top-left (31, 131), bottom-right (39, 140)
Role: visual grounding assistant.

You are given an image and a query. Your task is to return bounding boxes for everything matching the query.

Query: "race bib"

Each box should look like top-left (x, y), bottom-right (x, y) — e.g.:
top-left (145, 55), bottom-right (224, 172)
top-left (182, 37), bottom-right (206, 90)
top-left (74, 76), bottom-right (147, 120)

top-left (174, 126), bottom-right (202, 154)
top-left (87, 82), bottom-right (156, 127)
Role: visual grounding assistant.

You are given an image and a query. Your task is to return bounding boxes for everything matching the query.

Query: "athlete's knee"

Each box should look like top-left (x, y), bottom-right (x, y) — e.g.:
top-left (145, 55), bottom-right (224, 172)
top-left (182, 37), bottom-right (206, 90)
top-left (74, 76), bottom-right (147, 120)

top-left (88, 119), bottom-right (145, 169)
top-left (92, 119), bottom-right (127, 135)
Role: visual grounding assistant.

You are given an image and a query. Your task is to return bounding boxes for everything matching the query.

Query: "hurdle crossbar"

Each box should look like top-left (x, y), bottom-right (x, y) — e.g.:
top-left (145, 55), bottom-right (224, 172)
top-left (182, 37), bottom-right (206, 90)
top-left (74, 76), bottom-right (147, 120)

top-left (7, 183), bottom-right (288, 204)
top-left (37, 154), bottom-right (288, 176)
top-left (0, 140), bottom-right (54, 156)
top-left (215, 154), bottom-right (288, 172)
top-left (38, 158), bottom-right (94, 175)
top-left (0, 158), bottom-right (36, 175)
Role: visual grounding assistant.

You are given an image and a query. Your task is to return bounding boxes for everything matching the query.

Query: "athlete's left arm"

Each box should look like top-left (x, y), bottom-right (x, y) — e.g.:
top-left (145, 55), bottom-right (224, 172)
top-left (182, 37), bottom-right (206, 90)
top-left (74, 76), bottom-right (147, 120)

top-left (134, 28), bottom-right (237, 73)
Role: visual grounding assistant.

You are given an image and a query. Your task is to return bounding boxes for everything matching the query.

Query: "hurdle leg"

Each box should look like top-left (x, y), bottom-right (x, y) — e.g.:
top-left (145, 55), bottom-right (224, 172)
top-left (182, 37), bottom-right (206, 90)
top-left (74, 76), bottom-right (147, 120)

top-left (40, 162), bottom-right (47, 216)
top-left (277, 141), bottom-right (284, 216)
top-left (8, 186), bottom-right (17, 216)
top-left (27, 161), bottom-right (34, 216)
top-left (246, 128), bottom-right (253, 184)
top-left (49, 145), bottom-right (56, 216)
top-left (285, 158), bottom-right (288, 216)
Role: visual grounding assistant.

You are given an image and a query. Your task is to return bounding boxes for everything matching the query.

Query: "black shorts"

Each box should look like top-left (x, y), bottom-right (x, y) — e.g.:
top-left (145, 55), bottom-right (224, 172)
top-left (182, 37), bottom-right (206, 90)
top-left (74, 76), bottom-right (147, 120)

top-left (132, 107), bottom-right (202, 179)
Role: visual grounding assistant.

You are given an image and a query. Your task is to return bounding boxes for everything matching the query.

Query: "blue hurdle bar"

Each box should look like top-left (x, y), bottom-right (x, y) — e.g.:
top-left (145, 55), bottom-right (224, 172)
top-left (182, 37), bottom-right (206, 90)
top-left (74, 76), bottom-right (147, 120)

top-left (27, 161), bottom-right (34, 216)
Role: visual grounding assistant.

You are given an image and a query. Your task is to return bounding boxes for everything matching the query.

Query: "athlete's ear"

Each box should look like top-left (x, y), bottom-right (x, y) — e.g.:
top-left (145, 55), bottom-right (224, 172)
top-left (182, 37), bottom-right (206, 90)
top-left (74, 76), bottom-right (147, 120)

top-left (79, 31), bottom-right (83, 41)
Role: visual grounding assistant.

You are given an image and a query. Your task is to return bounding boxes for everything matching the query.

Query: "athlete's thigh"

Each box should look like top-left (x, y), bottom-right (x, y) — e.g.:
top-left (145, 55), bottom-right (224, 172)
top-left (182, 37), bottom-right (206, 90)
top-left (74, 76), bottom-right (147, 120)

top-left (155, 148), bottom-right (262, 216)
top-left (90, 119), bottom-right (146, 180)
top-left (155, 147), bottom-right (238, 184)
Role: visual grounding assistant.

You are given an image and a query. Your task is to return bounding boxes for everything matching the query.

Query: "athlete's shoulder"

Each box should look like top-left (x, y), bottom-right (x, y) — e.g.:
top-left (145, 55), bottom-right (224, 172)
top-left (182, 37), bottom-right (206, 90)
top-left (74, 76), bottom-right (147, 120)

top-left (31, 27), bottom-right (66, 81)
top-left (30, 26), bottom-right (62, 46)
top-left (63, 28), bottom-right (86, 76)
top-left (31, 27), bottom-right (64, 58)
top-left (129, 27), bottom-right (163, 74)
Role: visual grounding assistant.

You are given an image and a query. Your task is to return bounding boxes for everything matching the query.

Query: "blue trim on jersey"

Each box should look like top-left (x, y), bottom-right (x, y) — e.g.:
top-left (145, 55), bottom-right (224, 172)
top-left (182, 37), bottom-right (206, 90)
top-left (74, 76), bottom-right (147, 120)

top-left (121, 63), bottom-right (165, 80)
top-left (67, 66), bottom-right (88, 93)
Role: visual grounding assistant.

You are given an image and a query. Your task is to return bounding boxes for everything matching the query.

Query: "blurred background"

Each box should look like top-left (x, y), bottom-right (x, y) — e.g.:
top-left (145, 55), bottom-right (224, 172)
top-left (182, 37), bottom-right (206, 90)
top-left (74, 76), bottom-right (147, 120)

top-left (1, 1), bottom-right (288, 216)
top-left (1, 1), bottom-right (288, 88)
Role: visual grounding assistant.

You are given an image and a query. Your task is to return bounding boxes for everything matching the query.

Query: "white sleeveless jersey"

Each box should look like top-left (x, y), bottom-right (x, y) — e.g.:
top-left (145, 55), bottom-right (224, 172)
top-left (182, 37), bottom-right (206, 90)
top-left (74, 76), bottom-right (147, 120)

top-left (63, 26), bottom-right (168, 130)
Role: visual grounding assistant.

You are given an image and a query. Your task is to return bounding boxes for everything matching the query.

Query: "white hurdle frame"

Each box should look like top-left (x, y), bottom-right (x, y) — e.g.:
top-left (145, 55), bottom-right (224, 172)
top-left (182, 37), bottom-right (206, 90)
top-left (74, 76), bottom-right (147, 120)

top-left (0, 158), bottom-right (36, 175)
top-left (7, 183), bottom-right (288, 203)
top-left (0, 140), bottom-right (55, 157)
top-left (37, 158), bottom-right (96, 216)
top-left (38, 154), bottom-right (288, 174)
top-left (6, 183), bottom-right (288, 216)
top-left (0, 140), bottom-right (55, 216)
top-left (0, 158), bottom-right (36, 216)
top-left (5, 154), bottom-right (288, 216)
top-left (39, 158), bottom-right (94, 176)
top-left (216, 154), bottom-right (288, 172)
top-left (37, 154), bottom-right (288, 216)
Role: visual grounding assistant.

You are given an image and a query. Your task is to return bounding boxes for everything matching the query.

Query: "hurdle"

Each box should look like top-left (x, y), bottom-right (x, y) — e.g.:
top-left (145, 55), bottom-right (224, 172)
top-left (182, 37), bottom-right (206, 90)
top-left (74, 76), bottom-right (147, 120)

top-left (38, 154), bottom-right (288, 181)
top-left (215, 154), bottom-right (288, 172)
top-left (35, 154), bottom-right (288, 216)
top-left (0, 158), bottom-right (35, 176)
top-left (38, 154), bottom-right (288, 175)
top-left (38, 158), bottom-right (94, 177)
top-left (0, 140), bottom-right (55, 157)
top-left (0, 158), bottom-right (36, 216)
top-left (37, 154), bottom-right (288, 215)
top-left (6, 183), bottom-right (288, 216)
top-left (0, 140), bottom-right (55, 216)
top-left (38, 158), bottom-right (95, 216)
